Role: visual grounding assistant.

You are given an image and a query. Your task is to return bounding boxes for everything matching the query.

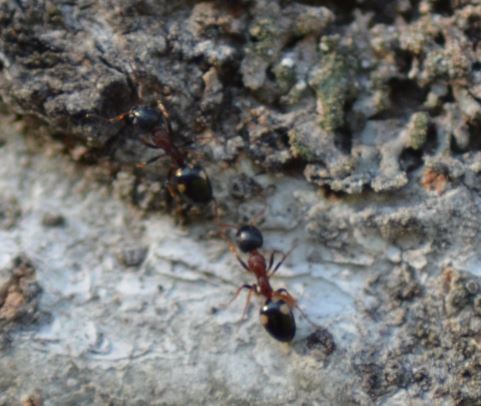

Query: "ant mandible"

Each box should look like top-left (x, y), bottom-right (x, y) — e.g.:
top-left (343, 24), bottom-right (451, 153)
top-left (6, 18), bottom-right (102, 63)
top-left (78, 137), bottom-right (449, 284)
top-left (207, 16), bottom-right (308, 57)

top-left (222, 222), bottom-right (311, 342)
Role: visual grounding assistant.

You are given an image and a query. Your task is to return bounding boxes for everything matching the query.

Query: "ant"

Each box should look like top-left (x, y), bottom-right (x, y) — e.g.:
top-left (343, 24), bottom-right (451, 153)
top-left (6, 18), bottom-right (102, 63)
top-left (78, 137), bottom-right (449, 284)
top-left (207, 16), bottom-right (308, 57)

top-left (222, 220), bottom-right (315, 342)
top-left (109, 102), bottom-right (214, 207)
top-left (88, 61), bottom-right (214, 208)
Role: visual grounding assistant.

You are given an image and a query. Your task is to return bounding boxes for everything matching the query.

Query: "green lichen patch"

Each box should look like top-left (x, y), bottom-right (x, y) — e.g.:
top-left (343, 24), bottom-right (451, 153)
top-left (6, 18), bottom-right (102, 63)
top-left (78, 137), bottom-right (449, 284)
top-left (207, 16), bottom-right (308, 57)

top-left (308, 39), bottom-right (359, 133)
top-left (406, 112), bottom-right (430, 150)
top-left (288, 128), bottom-right (318, 162)
top-left (248, 17), bottom-right (282, 58)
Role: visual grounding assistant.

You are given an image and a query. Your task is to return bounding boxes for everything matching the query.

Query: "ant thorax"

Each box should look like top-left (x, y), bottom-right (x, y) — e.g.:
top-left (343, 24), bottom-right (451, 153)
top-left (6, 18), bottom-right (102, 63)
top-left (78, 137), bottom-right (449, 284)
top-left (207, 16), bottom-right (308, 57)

top-left (257, 275), bottom-right (273, 298)
top-left (247, 252), bottom-right (267, 276)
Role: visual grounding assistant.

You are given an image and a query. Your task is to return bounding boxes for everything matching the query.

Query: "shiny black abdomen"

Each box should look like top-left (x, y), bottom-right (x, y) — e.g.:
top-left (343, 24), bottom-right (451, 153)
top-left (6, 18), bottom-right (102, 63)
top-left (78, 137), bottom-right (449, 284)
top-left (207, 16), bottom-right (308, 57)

top-left (236, 225), bottom-right (263, 253)
top-left (173, 164), bottom-right (213, 205)
top-left (259, 299), bottom-right (296, 342)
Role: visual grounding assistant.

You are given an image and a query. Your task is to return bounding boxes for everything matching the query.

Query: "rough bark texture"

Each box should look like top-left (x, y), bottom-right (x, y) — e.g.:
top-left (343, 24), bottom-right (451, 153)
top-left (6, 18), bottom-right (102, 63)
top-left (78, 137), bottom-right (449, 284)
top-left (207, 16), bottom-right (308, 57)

top-left (2, 1), bottom-right (481, 405)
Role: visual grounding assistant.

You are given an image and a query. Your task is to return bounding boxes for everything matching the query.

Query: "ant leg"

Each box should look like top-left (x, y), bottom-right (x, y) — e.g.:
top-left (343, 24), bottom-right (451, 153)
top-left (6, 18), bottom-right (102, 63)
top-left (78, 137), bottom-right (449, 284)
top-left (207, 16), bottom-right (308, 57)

top-left (136, 153), bottom-right (167, 168)
top-left (145, 154), bottom-right (165, 164)
top-left (273, 288), bottom-right (297, 307)
top-left (274, 288), bottom-right (319, 328)
top-left (221, 228), bottom-right (250, 272)
top-left (166, 167), bottom-right (188, 224)
top-left (108, 111), bottom-right (130, 124)
top-left (137, 132), bottom-right (163, 150)
top-left (221, 284), bottom-right (257, 320)
top-left (210, 220), bottom-right (237, 243)
top-left (241, 285), bottom-right (256, 320)
top-left (267, 251), bottom-right (276, 273)
top-left (166, 167), bottom-right (177, 198)
top-left (267, 249), bottom-right (289, 273)
top-left (235, 252), bottom-right (249, 273)
top-left (267, 245), bottom-right (296, 277)
top-left (250, 207), bottom-right (267, 227)
top-left (157, 101), bottom-right (170, 120)
top-left (141, 141), bottom-right (159, 149)
top-left (221, 284), bottom-right (253, 308)
top-left (84, 111), bottom-right (129, 125)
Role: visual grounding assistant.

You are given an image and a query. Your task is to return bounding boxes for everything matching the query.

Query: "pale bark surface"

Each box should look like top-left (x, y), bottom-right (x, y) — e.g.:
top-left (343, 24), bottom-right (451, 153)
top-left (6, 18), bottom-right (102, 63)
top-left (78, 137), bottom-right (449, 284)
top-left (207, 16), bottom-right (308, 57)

top-left (1, 1), bottom-right (481, 405)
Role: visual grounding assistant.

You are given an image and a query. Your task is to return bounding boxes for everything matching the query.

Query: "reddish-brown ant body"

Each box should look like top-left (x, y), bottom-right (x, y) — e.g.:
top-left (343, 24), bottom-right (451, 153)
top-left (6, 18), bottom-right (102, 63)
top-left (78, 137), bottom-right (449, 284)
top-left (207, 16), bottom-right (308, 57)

top-left (224, 223), bottom-right (308, 342)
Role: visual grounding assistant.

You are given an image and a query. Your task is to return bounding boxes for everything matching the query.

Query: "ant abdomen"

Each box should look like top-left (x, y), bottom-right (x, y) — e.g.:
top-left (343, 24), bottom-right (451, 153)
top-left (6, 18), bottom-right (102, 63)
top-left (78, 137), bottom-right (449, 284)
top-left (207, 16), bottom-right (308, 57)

top-left (259, 297), bottom-right (296, 342)
top-left (173, 164), bottom-right (213, 205)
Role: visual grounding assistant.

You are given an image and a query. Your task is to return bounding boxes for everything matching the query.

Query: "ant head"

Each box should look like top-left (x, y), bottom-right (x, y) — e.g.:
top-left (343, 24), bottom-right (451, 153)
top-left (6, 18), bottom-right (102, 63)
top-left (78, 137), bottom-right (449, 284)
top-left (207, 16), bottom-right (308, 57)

top-left (128, 105), bottom-right (168, 133)
top-left (259, 297), bottom-right (296, 342)
top-left (236, 225), bottom-right (263, 253)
